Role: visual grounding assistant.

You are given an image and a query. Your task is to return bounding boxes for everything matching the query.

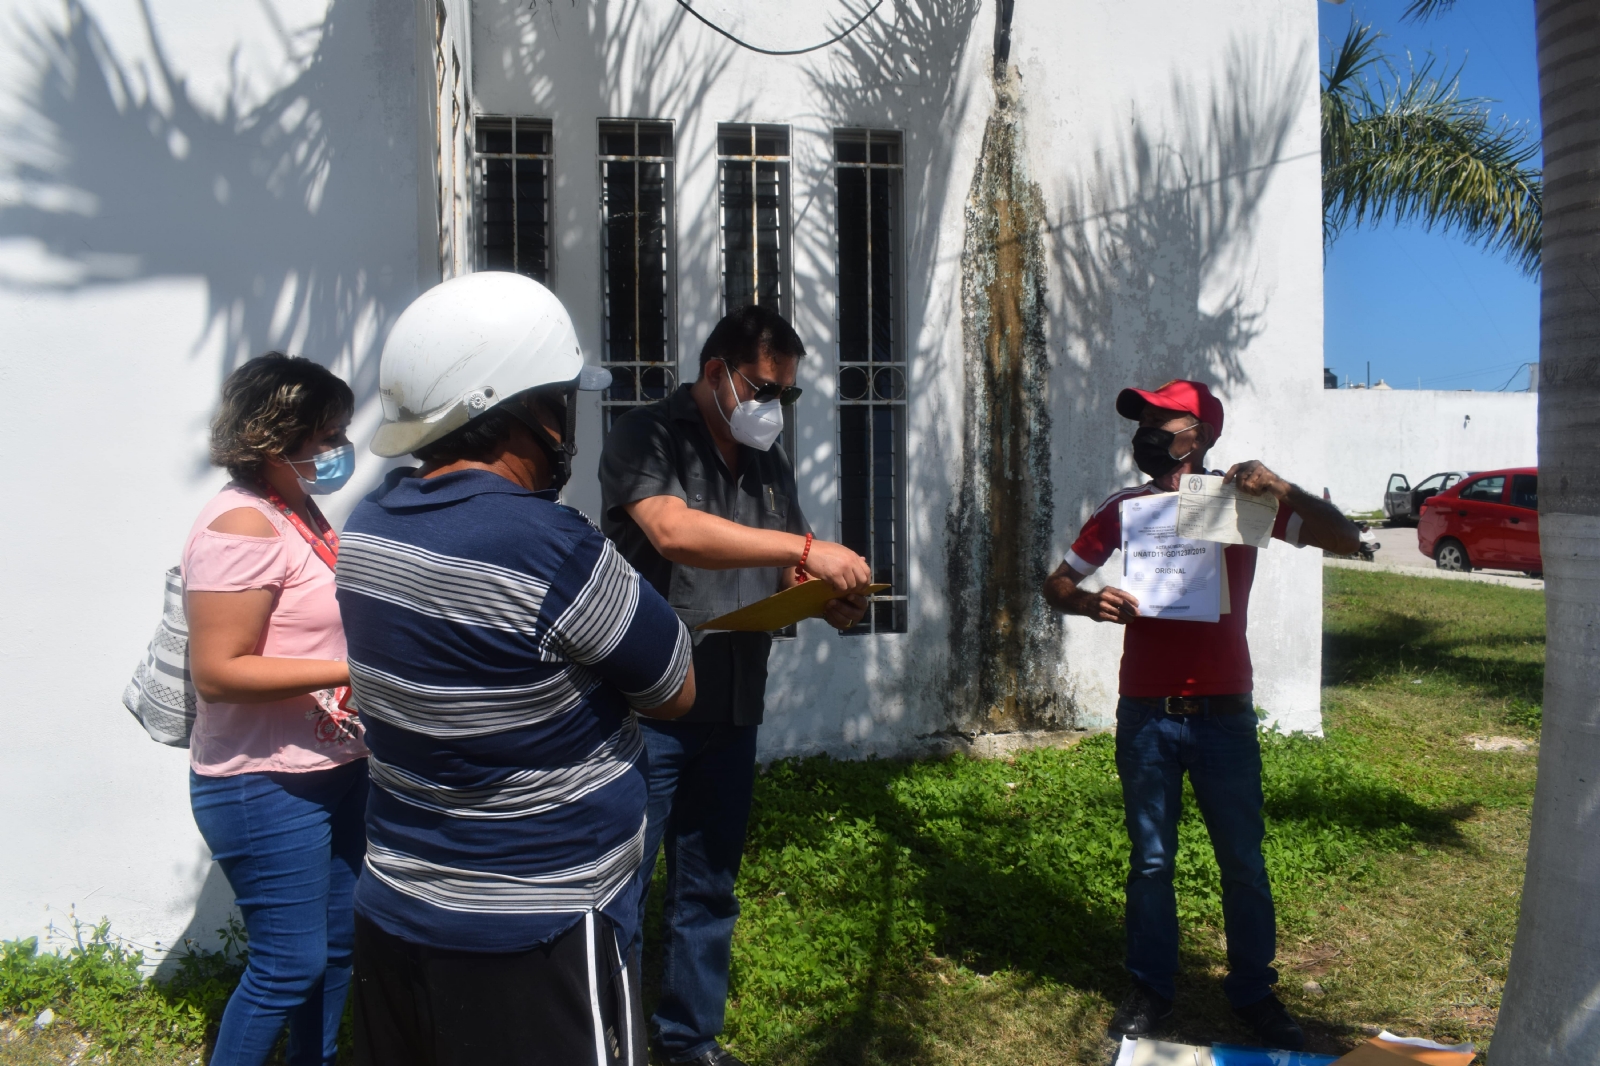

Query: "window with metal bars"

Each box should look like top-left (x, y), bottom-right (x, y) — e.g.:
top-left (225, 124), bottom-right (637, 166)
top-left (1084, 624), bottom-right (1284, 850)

top-left (599, 119), bottom-right (676, 432)
top-left (835, 129), bottom-right (907, 634)
top-left (474, 117), bottom-right (551, 281)
top-left (717, 124), bottom-right (791, 316)
top-left (717, 123), bottom-right (796, 453)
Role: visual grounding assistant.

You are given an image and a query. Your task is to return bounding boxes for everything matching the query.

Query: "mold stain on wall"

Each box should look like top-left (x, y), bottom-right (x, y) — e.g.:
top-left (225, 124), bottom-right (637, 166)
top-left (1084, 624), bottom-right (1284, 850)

top-left (945, 68), bottom-right (1072, 734)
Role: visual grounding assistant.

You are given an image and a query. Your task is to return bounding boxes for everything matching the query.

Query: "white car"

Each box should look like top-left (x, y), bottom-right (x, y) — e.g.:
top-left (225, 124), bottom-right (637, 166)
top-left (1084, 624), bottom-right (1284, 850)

top-left (1383, 471), bottom-right (1470, 526)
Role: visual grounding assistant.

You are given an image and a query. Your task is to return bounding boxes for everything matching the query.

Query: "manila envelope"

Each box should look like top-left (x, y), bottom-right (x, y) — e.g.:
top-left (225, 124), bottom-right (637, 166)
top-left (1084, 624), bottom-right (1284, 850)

top-left (1330, 1039), bottom-right (1474, 1066)
top-left (696, 581), bottom-right (890, 632)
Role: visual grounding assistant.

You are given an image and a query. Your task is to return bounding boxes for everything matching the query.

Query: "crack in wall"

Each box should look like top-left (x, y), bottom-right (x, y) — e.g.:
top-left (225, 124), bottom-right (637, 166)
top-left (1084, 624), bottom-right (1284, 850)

top-left (945, 72), bottom-right (1071, 734)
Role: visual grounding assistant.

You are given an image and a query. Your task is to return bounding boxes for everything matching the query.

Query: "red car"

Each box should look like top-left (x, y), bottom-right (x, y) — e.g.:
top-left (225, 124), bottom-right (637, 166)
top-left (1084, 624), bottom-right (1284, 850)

top-left (1417, 466), bottom-right (1540, 575)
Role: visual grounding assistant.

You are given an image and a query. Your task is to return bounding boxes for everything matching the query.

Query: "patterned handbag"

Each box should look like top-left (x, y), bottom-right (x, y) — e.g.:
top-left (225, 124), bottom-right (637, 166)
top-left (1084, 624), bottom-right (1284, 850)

top-left (122, 566), bottom-right (196, 747)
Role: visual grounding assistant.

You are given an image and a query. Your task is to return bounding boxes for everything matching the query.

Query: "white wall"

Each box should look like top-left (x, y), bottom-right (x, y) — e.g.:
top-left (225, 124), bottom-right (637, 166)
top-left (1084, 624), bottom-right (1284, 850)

top-left (0, 0), bottom-right (428, 958)
top-left (1018, 0), bottom-right (1326, 736)
top-left (474, 0), bottom-right (1327, 749)
top-left (1320, 390), bottom-right (1538, 514)
top-left (0, 0), bottom-right (1327, 957)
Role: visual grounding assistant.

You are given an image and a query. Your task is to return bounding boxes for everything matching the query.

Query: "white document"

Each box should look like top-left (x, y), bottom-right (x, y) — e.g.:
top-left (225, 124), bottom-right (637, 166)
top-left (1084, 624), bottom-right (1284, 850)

top-left (1128, 1039), bottom-right (1214, 1066)
top-left (1177, 473), bottom-right (1279, 549)
top-left (1119, 493), bottom-right (1222, 622)
top-left (1376, 1031), bottom-right (1474, 1054)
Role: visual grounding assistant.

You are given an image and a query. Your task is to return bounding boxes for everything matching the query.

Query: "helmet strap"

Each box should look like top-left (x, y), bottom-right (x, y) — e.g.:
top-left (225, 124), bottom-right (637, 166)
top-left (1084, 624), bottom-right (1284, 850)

top-left (501, 396), bottom-right (573, 491)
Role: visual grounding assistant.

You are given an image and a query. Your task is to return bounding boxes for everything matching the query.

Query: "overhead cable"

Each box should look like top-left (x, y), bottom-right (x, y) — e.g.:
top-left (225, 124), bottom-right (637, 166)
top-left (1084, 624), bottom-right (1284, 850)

top-left (1495, 362), bottom-right (1533, 392)
top-left (672, 0), bottom-right (887, 56)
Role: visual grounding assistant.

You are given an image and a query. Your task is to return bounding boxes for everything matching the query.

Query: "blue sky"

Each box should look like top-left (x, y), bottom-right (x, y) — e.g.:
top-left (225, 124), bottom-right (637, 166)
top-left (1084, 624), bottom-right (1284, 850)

top-left (1318, 0), bottom-right (1540, 392)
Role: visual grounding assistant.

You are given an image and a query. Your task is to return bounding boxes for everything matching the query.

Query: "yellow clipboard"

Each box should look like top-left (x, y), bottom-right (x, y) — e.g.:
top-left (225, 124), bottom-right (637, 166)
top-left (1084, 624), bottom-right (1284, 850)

top-left (695, 581), bottom-right (890, 632)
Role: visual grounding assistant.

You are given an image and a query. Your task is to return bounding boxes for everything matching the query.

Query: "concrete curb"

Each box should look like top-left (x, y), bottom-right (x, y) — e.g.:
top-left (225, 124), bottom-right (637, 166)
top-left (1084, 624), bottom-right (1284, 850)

top-left (1324, 557), bottom-right (1544, 590)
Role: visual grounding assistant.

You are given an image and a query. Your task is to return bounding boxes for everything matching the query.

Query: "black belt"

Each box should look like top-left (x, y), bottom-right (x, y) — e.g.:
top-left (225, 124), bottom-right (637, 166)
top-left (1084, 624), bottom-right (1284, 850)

top-left (1131, 693), bottom-right (1253, 717)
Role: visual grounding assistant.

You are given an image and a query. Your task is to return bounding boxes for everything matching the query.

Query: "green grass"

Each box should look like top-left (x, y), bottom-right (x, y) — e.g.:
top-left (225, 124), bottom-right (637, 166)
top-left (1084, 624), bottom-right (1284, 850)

top-left (701, 568), bottom-right (1543, 1063)
top-left (0, 918), bottom-right (246, 1064)
top-left (3, 568), bottom-right (1543, 1064)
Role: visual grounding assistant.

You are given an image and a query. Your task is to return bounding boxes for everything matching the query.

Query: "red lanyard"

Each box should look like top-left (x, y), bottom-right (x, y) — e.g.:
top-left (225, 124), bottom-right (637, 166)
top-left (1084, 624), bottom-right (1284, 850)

top-left (258, 485), bottom-right (339, 572)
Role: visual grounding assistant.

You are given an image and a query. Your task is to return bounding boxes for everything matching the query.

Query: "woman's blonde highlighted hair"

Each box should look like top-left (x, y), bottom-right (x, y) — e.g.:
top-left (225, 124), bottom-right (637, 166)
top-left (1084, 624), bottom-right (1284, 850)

top-left (209, 353), bottom-right (355, 481)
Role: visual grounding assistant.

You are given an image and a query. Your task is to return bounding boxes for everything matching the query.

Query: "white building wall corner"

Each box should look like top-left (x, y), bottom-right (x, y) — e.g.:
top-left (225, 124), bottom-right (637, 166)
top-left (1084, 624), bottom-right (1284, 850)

top-left (430, 0), bottom-right (475, 280)
top-left (414, 0), bottom-right (443, 290)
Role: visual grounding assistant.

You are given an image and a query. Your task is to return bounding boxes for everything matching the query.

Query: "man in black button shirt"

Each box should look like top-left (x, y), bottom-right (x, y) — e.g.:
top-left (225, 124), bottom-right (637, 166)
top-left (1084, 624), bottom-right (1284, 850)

top-left (600, 305), bottom-right (871, 1066)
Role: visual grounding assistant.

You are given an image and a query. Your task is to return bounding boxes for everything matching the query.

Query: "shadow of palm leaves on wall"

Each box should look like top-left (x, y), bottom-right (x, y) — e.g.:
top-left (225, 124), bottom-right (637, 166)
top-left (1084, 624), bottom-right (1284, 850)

top-left (798, 0), bottom-right (984, 296)
top-left (0, 0), bottom-right (420, 475)
top-left (788, 0), bottom-right (985, 725)
top-left (1047, 40), bottom-right (1311, 521)
top-left (797, 0), bottom-right (986, 455)
top-left (491, 0), bottom-right (735, 345)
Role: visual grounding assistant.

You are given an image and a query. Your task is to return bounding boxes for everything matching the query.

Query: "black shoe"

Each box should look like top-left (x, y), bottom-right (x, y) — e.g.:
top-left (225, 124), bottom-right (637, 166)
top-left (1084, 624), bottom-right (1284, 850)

top-left (1232, 993), bottom-right (1305, 1051)
top-left (1108, 983), bottom-right (1174, 1037)
top-left (673, 1046), bottom-right (748, 1066)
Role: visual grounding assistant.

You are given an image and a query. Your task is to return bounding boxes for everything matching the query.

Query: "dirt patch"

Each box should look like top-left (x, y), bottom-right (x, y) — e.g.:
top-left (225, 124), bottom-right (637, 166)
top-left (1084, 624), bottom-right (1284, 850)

top-left (1464, 735), bottom-right (1531, 752)
top-left (1285, 943), bottom-right (1345, 977)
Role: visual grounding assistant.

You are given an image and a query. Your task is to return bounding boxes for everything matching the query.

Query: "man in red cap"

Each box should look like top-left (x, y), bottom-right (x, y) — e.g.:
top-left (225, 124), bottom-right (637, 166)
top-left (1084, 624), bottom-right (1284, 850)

top-left (1042, 379), bottom-right (1357, 1049)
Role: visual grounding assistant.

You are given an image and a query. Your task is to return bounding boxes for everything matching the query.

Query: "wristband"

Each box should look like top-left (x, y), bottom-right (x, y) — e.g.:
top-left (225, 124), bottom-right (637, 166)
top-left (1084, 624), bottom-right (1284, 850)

top-left (796, 532), bottom-right (814, 581)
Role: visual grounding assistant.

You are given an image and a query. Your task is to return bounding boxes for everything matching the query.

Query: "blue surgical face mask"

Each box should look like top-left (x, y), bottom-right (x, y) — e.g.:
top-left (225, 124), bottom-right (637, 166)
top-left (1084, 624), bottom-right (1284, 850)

top-left (287, 443), bottom-right (355, 495)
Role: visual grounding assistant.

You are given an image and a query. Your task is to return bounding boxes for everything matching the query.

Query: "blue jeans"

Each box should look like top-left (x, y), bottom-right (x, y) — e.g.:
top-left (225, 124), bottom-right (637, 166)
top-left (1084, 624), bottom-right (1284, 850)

top-left (190, 759), bottom-right (368, 1066)
top-left (630, 720), bottom-right (759, 1062)
top-left (1114, 697), bottom-right (1277, 1008)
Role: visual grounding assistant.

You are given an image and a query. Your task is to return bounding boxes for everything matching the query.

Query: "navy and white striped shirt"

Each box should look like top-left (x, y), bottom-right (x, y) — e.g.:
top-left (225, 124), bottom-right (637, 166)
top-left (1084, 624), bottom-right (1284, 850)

top-left (337, 468), bottom-right (692, 952)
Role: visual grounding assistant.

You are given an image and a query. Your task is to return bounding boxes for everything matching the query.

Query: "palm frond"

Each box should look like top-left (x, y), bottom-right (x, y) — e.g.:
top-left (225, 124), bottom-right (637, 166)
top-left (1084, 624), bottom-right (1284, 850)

top-left (1322, 21), bottom-right (1389, 185)
top-left (1323, 19), bottom-right (1388, 100)
top-left (1402, 0), bottom-right (1459, 22)
top-left (1322, 22), bottom-right (1542, 276)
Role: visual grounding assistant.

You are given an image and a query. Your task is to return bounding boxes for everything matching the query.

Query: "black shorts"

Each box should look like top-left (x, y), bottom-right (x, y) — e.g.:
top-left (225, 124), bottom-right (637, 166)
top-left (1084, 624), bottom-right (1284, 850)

top-left (351, 912), bottom-right (645, 1066)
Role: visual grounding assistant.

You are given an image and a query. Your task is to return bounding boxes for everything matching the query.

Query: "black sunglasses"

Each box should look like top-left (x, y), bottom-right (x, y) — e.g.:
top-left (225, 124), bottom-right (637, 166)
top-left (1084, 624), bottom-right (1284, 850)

top-left (725, 361), bottom-right (803, 407)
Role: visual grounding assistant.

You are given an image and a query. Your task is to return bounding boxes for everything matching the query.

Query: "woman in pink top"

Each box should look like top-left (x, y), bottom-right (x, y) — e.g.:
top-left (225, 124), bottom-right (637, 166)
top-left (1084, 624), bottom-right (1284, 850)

top-left (185, 353), bottom-right (368, 1066)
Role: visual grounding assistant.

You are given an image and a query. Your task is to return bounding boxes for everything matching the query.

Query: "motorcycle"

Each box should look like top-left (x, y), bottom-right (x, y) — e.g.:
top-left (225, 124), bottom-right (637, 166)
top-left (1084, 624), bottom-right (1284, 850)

top-left (1356, 522), bottom-right (1380, 563)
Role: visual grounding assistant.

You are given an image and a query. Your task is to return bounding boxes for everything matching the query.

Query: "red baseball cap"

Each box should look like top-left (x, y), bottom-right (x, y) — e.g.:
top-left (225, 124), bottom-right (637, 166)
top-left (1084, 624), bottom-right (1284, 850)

top-left (1115, 379), bottom-right (1224, 438)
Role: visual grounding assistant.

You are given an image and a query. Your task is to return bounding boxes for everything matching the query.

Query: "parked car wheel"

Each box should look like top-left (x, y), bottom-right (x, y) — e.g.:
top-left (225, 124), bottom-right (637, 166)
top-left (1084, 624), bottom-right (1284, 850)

top-left (1435, 538), bottom-right (1471, 572)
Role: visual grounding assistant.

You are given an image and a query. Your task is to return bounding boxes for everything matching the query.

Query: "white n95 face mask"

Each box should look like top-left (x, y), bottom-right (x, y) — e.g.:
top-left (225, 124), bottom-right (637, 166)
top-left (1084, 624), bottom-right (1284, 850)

top-left (716, 361), bottom-right (785, 451)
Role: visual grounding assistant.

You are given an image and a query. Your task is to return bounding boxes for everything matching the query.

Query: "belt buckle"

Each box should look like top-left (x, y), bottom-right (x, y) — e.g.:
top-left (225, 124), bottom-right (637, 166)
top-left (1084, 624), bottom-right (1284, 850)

top-left (1165, 697), bottom-right (1204, 716)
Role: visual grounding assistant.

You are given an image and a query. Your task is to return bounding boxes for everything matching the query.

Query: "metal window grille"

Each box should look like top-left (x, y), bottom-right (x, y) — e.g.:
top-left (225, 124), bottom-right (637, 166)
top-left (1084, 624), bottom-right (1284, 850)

top-left (717, 123), bottom-right (796, 452)
top-left (835, 129), bottom-right (907, 634)
top-left (717, 124), bottom-right (792, 316)
top-left (474, 117), bottom-right (552, 282)
top-left (599, 119), bottom-right (676, 432)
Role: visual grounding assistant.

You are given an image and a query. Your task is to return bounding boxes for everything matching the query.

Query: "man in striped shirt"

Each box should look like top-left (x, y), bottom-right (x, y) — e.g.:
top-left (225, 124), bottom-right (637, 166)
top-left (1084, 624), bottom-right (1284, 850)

top-left (337, 273), bottom-right (696, 1066)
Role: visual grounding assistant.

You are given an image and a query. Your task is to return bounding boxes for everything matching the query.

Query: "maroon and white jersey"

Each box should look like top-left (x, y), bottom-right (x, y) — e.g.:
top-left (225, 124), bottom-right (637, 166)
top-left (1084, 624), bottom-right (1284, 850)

top-left (1066, 480), bottom-right (1305, 697)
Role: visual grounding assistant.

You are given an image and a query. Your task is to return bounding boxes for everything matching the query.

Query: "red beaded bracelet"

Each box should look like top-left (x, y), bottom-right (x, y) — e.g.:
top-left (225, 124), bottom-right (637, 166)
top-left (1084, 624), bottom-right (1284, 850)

top-left (795, 531), bottom-right (813, 581)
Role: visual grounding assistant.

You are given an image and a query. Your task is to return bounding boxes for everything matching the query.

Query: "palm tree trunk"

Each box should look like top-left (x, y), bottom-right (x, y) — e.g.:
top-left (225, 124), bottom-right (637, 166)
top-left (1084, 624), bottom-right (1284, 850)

top-left (1489, 1), bottom-right (1600, 1061)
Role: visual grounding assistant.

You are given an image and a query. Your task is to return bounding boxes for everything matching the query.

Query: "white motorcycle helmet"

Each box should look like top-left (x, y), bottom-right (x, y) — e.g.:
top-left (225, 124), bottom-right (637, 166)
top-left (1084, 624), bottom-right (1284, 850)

top-left (370, 271), bottom-right (611, 459)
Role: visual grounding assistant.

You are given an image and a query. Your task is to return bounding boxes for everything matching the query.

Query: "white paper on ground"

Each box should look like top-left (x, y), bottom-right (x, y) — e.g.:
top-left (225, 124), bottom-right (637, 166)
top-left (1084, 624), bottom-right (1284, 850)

top-left (1376, 1030), bottom-right (1475, 1053)
top-left (1129, 1038), bottom-right (1214, 1066)
top-left (1114, 1037), bottom-right (1137, 1066)
top-left (1177, 474), bottom-right (1279, 548)
top-left (1120, 493), bottom-right (1222, 622)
